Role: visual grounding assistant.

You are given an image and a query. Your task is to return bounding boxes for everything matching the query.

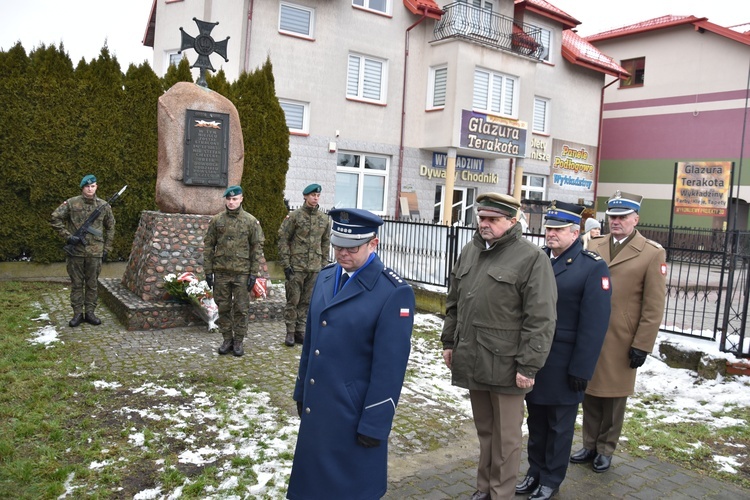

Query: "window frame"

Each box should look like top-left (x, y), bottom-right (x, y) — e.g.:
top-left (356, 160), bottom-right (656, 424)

top-left (620, 57), bottom-right (645, 88)
top-left (352, 0), bottom-right (391, 15)
top-left (521, 174), bottom-right (546, 201)
top-left (538, 27), bottom-right (551, 62)
top-left (279, 98), bottom-right (310, 135)
top-left (335, 151), bottom-right (390, 215)
top-left (427, 65), bottom-right (448, 110)
top-left (279, 2), bottom-right (315, 39)
top-left (346, 53), bottom-right (388, 105)
top-left (532, 96), bottom-right (550, 135)
top-left (472, 68), bottom-right (519, 119)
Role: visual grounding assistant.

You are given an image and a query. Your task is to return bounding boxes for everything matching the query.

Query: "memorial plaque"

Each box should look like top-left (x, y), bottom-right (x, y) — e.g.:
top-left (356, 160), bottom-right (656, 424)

top-left (183, 109), bottom-right (230, 186)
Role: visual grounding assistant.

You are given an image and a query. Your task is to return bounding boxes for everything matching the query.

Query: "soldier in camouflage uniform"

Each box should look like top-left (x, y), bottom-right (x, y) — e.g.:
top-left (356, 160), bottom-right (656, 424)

top-left (278, 184), bottom-right (331, 346)
top-left (50, 174), bottom-right (115, 327)
top-left (203, 185), bottom-right (265, 357)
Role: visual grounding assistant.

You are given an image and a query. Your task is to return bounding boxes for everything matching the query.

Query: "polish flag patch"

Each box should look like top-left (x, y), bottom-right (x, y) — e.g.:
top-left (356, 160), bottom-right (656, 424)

top-left (400, 308), bottom-right (410, 317)
top-left (660, 263), bottom-right (668, 276)
top-left (601, 277), bottom-right (610, 291)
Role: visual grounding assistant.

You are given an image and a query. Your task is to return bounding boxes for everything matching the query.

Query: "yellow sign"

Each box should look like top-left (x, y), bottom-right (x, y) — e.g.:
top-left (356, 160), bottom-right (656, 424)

top-left (674, 161), bottom-right (732, 216)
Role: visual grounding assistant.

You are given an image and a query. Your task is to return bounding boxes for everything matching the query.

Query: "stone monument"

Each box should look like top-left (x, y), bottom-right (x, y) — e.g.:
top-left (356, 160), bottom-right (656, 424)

top-left (100, 19), bottom-right (281, 330)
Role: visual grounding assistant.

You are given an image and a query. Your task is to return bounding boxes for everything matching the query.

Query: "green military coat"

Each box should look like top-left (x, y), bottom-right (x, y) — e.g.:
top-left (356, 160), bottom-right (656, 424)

top-left (50, 195), bottom-right (115, 257)
top-left (203, 207), bottom-right (265, 275)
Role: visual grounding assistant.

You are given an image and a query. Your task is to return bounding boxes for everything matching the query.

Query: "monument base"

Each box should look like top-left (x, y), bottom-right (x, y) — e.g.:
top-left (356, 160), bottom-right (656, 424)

top-left (102, 210), bottom-right (282, 331)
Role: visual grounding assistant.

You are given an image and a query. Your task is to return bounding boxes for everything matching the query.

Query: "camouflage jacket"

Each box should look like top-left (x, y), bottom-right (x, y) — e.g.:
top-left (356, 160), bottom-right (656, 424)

top-left (50, 195), bottom-right (115, 257)
top-left (278, 204), bottom-right (331, 272)
top-left (203, 206), bottom-right (265, 275)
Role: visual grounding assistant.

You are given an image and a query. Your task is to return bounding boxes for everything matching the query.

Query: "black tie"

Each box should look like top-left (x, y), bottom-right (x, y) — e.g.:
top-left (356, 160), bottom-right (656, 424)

top-left (339, 273), bottom-right (349, 291)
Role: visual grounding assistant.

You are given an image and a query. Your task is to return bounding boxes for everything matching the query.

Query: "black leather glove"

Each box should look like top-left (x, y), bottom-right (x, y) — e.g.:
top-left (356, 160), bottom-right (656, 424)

top-left (356, 433), bottom-right (381, 448)
top-left (629, 347), bottom-right (648, 369)
top-left (205, 273), bottom-right (214, 289)
top-left (284, 267), bottom-right (294, 281)
top-left (66, 235), bottom-right (82, 246)
top-left (568, 375), bottom-right (588, 392)
top-left (247, 274), bottom-right (257, 291)
top-left (101, 251), bottom-right (108, 263)
top-left (296, 401), bottom-right (303, 417)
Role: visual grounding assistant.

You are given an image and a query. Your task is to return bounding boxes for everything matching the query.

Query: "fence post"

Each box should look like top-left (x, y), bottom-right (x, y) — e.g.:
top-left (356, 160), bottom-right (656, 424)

top-left (446, 225), bottom-right (459, 287)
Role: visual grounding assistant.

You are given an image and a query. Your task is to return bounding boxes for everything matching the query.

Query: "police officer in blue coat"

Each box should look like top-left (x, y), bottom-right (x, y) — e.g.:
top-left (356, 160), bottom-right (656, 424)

top-left (516, 201), bottom-right (612, 500)
top-left (287, 208), bottom-right (415, 500)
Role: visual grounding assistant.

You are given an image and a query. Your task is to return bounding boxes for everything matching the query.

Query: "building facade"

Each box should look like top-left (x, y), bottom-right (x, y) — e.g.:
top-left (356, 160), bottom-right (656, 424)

top-left (587, 16), bottom-right (750, 228)
top-left (144, 0), bottom-right (626, 224)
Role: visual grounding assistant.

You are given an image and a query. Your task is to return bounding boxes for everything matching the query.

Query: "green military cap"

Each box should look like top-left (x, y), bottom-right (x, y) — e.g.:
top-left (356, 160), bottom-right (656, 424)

top-left (223, 185), bottom-right (243, 197)
top-left (303, 183), bottom-right (322, 195)
top-left (476, 192), bottom-right (520, 218)
top-left (80, 174), bottom-right (97, 188)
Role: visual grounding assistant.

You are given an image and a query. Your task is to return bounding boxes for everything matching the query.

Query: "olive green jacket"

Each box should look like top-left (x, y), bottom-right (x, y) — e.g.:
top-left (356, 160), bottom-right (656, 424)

top-left (50, 195), bottom-right (115, 257)
top-left (441, 223), bottom-right (557, 394)
top-left (278, 204), bottom-right (331, 272)
top-left (203, 206), bottom-right (265, 275)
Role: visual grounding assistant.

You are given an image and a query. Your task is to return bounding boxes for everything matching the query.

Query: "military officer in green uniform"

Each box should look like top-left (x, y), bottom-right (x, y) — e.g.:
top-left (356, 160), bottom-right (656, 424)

top-left (50, 174), bottom-right (115, 327)
top-left (278, 183), bottom-right (331, 346)
top-left (203, 186), bottom-right (265, 357)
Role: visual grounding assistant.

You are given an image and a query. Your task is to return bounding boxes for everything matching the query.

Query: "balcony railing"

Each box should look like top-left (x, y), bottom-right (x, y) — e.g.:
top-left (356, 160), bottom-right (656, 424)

top-left (433, 2), bottom-right (546, 60)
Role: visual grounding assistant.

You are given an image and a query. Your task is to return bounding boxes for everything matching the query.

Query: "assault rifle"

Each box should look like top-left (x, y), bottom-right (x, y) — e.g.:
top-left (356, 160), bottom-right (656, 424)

top-left (63, 185), bottom-right (127, 256)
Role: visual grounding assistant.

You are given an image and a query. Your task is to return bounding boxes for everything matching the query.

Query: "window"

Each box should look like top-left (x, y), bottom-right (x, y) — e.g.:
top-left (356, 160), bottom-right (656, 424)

top-left (620, 57), bottom-right (645, 88)
top-left (168, 52), bottom-right (183, 67)
top-left (279, 99), bottom-right (309, 134)
top-left (434, 186), bottom-right (476, 224)
top-left (279, 2), bottom-right (314, 38)
top-left (352, 0), bottom-right (390, 15)
top-left (533, 97), bottom-right (549, 134)
top-left (472, 68), bottom-right (518, 118)
top-left (521, 174), bottom-right (546, 201)
top-left (538, 27), bottom-right (551, 61)
top-left (335, 152), bottom-right (389, 213)
top-left (347, 54), bottom-right (387, 104)
top-left (428, 66), bottom-right (447, 109)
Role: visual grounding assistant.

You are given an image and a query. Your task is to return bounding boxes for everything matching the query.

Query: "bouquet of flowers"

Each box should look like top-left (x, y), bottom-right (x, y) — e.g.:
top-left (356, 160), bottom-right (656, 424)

top-left (163, 272), bottom-right (219, 331)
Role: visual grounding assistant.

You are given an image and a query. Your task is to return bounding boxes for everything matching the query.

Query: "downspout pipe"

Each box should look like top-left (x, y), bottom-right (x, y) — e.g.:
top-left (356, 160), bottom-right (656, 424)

top-left (395, 11), bottom-right (428, 219)
top-left (595, 77), bottom-right (620, 210)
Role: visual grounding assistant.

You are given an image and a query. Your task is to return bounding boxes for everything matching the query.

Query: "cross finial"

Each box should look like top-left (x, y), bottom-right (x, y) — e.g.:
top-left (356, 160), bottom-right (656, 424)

top-left (178, 18), bottom-right (230, 88)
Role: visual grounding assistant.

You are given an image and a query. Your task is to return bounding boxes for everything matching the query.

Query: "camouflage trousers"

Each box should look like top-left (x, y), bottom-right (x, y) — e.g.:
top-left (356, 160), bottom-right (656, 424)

top-left (284, 270), bottom-right (319, 334)
top-left (67, 255), bottom-right (102, 314)
top-left (214, 272), bottom-right (250, 342)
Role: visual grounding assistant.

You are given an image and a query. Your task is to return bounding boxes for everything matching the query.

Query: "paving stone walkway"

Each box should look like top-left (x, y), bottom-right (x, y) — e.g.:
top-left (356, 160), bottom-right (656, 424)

top-left (42, 285), bottom-right (748, 500)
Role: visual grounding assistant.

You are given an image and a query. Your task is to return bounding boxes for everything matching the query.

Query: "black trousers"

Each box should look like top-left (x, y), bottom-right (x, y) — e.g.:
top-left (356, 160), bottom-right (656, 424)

top-left (525, 402), bottom-right (579, 489)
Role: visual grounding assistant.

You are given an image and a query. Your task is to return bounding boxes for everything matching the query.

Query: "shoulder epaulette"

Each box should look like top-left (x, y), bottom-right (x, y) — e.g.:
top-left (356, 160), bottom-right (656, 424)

top-left (646, 239), bottom-right (663, 249)
top-left (582, 249), bottom-right (602, 261)
top-left (384, 267), bottom-right (409, 287)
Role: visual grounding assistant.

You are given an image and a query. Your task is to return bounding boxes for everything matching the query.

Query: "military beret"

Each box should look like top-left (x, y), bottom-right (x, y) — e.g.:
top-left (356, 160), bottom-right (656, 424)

top-left (223, 185), bottom-right (243, 197)
top-left (544, 200), bottom-right (585, 228)
top-left (476, 192), bottom-right (520, 218)
top-left (606, 190), bottom-right (642, 215)
top-left (303, 183), bottom-right (322, 195)
top-left (329, 208), bottom-right (383, 248)
top-left (80, 174), bottom-right (97, 188)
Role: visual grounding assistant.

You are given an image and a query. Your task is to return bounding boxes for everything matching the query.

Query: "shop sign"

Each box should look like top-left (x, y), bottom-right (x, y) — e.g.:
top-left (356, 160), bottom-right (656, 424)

top-left (460, 110), bottom-right (526, 157)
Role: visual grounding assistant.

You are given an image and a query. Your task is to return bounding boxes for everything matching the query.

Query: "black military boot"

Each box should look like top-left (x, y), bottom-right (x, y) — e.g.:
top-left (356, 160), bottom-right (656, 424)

top-left (84, 312), bottom-right (101, 325)
top-left (233, 338), bottom-right (245, 357)
top-left (294, 332), bottom-right (305, 345)
top-left (69, 313), bottom-right (84, 327)
top-left (285, 332), bottom-right (295, 347)
top-left (217, 338), bottom-right (233, 355)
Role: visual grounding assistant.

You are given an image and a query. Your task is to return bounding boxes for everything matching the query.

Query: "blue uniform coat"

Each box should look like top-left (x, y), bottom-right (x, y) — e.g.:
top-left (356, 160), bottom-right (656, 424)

top-left (287, 253), bottom-right (414, 500)
top-left (526, 240), bottom-right (612, 405)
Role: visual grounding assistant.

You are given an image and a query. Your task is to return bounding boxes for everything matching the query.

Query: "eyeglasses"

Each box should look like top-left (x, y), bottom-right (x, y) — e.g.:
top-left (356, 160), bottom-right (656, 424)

top-left (332, 239), bottom-right (372, 254)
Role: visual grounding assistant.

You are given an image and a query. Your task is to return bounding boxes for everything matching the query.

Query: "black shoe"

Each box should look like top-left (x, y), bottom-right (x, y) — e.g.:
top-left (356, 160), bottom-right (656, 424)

top-left (529, 485), bottom-right (559, 500)
top-left (84, 312), bottom-right (101, 325)
top-left (233, 339), bottom-right (244, 357)
top-left (218, 338), bottom-right (233, 355)
top-left (515, 475), bottom-right (538, 494)
top-left (69, 313), bottom-right (84, 327)
top-left (284, 332), bottom-right (295, 347)
top-left (592, 453), bottom-right (612, 473)
top-left (294, 332), bottom-right (304, 344)
top-left (469, 491), bottom-right (489, 500)
top-left (570, 447), bottom-right (597, 463)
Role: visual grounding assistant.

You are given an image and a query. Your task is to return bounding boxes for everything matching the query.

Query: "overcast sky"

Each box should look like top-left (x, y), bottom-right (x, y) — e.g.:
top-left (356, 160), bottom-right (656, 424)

top-left (0, 1), bottom-right (746, 69)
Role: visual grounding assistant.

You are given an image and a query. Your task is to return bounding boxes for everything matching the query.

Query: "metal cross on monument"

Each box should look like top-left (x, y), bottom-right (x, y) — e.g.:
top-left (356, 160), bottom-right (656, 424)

top-left (178, 17), bottom-right (230, 88)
